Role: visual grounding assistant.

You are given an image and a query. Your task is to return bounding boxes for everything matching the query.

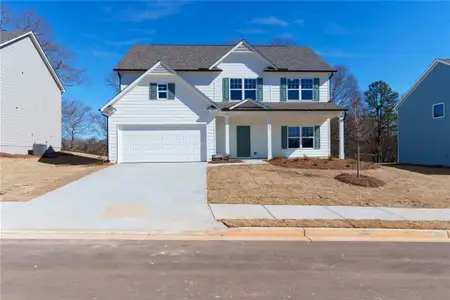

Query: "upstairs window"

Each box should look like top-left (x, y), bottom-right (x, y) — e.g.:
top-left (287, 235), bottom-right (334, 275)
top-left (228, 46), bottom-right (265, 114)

top-left (287, 78), bottom-right (314, 101)
top-left (230, 78), bottom-right (257, 101)
top-left (157, 83), bottom-right (168, 99)
top-left (433, 103), bottom-right (445, 119)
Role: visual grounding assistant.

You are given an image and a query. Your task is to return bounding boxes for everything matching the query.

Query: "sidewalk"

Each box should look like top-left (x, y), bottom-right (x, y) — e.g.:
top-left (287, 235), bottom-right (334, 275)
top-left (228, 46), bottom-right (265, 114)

top-left (209, 204), bottom-right (450, 221)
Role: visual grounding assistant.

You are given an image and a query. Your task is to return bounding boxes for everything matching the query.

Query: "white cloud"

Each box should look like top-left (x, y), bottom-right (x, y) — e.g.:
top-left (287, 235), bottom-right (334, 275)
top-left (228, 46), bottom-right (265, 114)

top-left (83, 33), bottom-right (151, 47)
top-left (251, 16), bottom-right (289, 27)
top-left (294, 19), bottom-right (305, 26)
top-left (325, 22), bottom-right (352, 36)
top-left (119, 1), bottom-right (189, 22)
top-left (236, 28), bottom-right (266, 35)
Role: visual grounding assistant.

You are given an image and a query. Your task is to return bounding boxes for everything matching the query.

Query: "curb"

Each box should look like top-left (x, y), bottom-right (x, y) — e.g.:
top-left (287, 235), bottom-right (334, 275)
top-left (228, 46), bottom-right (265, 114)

top-left (1, 228), bottom-right (449, 241)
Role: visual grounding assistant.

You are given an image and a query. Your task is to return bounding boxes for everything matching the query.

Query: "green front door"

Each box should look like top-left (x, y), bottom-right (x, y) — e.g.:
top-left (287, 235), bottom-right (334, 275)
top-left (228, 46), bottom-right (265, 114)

top-left (236, 126), bottom-right (251, 158)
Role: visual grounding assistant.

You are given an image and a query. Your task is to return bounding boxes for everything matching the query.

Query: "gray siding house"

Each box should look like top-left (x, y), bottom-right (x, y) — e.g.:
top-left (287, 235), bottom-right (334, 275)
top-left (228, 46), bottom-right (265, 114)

top-left (396, 59), bottom-right (450, 166)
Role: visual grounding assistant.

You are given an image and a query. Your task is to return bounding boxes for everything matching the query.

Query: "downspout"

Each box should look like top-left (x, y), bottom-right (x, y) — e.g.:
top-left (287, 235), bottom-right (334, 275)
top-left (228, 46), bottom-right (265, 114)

top-left (118, 71), bottom-right (122, 92)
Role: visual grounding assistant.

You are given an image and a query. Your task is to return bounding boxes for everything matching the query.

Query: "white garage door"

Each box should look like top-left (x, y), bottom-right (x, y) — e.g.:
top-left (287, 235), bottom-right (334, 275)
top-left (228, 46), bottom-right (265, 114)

top-left (119, 126), bottom-right (203, 163)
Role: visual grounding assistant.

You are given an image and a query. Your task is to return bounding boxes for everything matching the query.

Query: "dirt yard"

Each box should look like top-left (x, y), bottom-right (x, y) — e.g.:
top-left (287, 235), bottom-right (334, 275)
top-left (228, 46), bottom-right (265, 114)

top-left (0, 153), bottom-right (108, 202)
top-left (207, 164), bottom-right (450, 208)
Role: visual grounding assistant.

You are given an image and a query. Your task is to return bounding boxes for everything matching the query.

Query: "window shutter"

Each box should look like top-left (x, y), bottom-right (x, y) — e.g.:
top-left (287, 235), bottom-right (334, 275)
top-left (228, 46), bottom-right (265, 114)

top-left (313, 78), bottom-right (320, 101)
top-left (281, 126), bottom-right (287, 149)
top-left (149, 83), bottom-right (157, 100)
top-left (257, 77), bottom-right (263, 101)
top-left (168, 83), bottom-right (175, 100)
top-left (280, 78), bottom-right (287, 102)
top-left (223, 78), bottom-right (230, 101)
top-left (314, 125), bottom-right (321, 149)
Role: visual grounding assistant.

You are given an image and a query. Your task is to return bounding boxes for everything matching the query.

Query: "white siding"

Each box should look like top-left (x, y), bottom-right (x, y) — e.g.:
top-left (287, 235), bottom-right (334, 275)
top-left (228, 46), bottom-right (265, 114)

top-left (216, 115), bottom-right (331, 159)
top-left (108, 73), bottom-right (215, 162)
top-left (0, 37), bottom-right (61, 154)
top-left (118, 53), bottom-right (331, 103)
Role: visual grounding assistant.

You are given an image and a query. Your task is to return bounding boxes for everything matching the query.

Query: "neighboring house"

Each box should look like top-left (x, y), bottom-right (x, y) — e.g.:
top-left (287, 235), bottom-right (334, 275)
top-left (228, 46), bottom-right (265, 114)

top-left (100, 40), bottom-right (346, 163)
top-left (0, 31), bottom-right (65, 154)
top-left (396, 58), bottom-right (450, 166)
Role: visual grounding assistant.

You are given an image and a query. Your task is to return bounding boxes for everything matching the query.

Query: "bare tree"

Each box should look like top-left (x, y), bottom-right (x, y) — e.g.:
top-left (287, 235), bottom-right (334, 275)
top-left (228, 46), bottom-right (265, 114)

top-left (351, 91), bottom-right (365, 177)
top-left (62, 99), bottom-right (92, 150)
top-left (330, 65), bottom-right (359, 157)
top-left (330, 65), bottom-right (358, 108)
top-left (90, 112), bottom-right (107, 140)
top-left (0, 5), bottom-right (11, 28)
top-left (269, 37), bottom-right (296, 46)
top-left (105, 71), bottom-right (120, 93)
top-left (1, 7), bottom-right (86, 86)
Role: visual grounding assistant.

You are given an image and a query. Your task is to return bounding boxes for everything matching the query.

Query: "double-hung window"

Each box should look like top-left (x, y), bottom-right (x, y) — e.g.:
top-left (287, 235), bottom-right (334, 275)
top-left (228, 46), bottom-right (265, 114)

top-left (230, 78), bottom-right (257, 101)
top-left (287, 78), bottom-right (314, 101)
top-left (432, 103), bottom-right (445, 119)
top-left (157, 83), bottom-right (168, 99)
top-left (287, 126), bottom-right (315, 149)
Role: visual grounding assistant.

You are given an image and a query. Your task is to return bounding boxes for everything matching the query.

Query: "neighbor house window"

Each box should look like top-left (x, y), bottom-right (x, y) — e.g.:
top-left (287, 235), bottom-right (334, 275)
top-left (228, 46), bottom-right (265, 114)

top-left (158, 83), bottom-right (168, 99)
top-left (287, 78), bottom-right (314, 100)
top-left (433, 103), bottom-right (445, 119)
top-left (287, 126), bottom-right (314, 149)
top-left (230, 78), bottom-right (257, 101)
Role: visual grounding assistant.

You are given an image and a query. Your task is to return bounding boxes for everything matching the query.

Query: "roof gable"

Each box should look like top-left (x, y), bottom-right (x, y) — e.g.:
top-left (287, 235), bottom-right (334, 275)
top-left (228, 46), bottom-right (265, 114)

top-left (209, 40), bottom-right (277, 70)
top-left (395, 59), bottom-right (450, 109)
top-left (100, 61), bottom-right (218, 112)
top-left (0, 31), bottom-right (65, 92)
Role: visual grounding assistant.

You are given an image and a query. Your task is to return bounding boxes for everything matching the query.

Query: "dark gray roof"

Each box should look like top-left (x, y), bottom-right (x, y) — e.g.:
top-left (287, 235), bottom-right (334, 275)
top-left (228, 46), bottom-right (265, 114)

top-left (0, 31), bottom-right (29, 44)
top-left (214, 101), bottom-right (345, 111)
top-left (439, 58), bottom-right (450, 64)
top-left (115, 44), bottom-right (335, 72)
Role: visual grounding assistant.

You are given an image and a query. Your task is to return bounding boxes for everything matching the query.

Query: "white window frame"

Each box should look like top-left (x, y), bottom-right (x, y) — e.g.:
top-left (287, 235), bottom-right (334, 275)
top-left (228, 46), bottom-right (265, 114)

top-left (432, 102), bottom-right (445, 119)
top-left (287, 126), bottom-right (315, 149)
top-left (157, 83), bottom-right (168, 99)
top-left (286, 78), bottom-right (314, 101)
top-left (229, 78), bottom-right (257, 101)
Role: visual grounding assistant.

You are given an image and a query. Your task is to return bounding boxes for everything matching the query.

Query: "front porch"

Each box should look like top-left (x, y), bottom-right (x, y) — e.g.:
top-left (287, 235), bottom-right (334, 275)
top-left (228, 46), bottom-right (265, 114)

top-left (214, 111), bottom-right (345, 160)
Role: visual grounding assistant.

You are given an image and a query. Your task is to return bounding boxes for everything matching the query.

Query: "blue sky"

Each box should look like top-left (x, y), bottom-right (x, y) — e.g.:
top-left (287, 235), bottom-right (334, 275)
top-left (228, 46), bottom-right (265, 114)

top-left (5, 1), bottom-right (450, 109)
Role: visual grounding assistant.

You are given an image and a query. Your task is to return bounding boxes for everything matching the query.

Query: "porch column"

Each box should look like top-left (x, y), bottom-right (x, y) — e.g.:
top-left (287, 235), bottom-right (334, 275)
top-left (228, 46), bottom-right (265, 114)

top-left (267, 116), bottom-right (272, 159)
top-left (225, 115), bottom-right (230, 156)
top-left (339, 112), bottom-right (345, 159)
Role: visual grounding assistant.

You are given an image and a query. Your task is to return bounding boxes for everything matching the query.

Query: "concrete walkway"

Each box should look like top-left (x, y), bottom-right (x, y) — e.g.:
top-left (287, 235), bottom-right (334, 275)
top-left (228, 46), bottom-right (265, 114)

top-left (209, 204), bottom-right (450, 221)
top-left (1, 163), bottom-right (225, 233)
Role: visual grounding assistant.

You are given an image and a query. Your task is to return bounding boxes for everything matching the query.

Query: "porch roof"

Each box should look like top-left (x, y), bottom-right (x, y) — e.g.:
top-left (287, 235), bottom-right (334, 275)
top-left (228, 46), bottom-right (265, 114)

top-left (213, 101), bottom-right (346, 111)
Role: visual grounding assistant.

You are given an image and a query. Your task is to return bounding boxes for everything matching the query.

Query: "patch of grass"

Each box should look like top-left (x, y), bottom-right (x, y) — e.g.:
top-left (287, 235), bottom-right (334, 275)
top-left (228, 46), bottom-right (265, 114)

top-left (221, 219), bottom-right (450, 230)
top-left (335, 173), bottom-right (385, 188)
top-left (267, 157), bottom-right (378, 170)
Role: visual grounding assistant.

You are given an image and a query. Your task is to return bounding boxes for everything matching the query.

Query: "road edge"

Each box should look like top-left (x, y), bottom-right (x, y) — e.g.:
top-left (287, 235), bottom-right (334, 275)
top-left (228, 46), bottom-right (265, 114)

top-left (1, 227), bottom-right (450, 242)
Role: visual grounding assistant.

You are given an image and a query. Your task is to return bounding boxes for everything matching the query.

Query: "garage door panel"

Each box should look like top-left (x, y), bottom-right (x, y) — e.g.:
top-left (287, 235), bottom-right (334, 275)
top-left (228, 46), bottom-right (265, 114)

top-left (119, 126), bottom-right (204, 163)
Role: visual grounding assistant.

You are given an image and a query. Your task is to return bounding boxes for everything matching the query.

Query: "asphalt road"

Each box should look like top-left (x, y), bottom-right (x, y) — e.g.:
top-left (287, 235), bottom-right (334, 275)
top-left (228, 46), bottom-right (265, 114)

top-left (1, 240), bottom-right (450, 300)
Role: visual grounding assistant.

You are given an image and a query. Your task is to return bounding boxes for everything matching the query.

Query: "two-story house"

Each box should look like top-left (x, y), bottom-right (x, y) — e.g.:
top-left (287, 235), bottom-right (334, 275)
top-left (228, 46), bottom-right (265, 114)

top-left (100, 40), bottom-right (346, 163)
top-left (396, 58), bottom-right (450, 166)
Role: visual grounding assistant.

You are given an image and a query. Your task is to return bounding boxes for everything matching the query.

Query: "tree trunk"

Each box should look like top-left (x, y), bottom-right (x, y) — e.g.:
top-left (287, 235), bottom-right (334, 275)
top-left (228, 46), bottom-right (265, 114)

top-left (356, 140), bottom-right (361, 178)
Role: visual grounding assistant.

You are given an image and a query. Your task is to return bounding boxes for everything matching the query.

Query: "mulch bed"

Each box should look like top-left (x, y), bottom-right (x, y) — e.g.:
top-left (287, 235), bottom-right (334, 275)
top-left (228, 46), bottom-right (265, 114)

top-left (221, 219), bottom-right (450, 230)
top-left (267, 157), bottom-right (378, 170)
top-left (208, 159), bottom-right (244, 164)
top-left (335, 173), bottom-right (385, 188)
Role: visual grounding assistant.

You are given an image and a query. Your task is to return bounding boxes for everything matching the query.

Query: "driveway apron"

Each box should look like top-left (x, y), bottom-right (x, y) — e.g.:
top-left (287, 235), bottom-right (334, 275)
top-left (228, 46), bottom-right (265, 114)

top-left (1, 163), bottom-right (225, 233)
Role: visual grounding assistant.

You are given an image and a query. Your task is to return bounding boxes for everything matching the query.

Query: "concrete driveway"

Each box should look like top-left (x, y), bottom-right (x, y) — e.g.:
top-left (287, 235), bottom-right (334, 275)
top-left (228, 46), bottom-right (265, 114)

top-left (1, 163), bottom-right (225, 233)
